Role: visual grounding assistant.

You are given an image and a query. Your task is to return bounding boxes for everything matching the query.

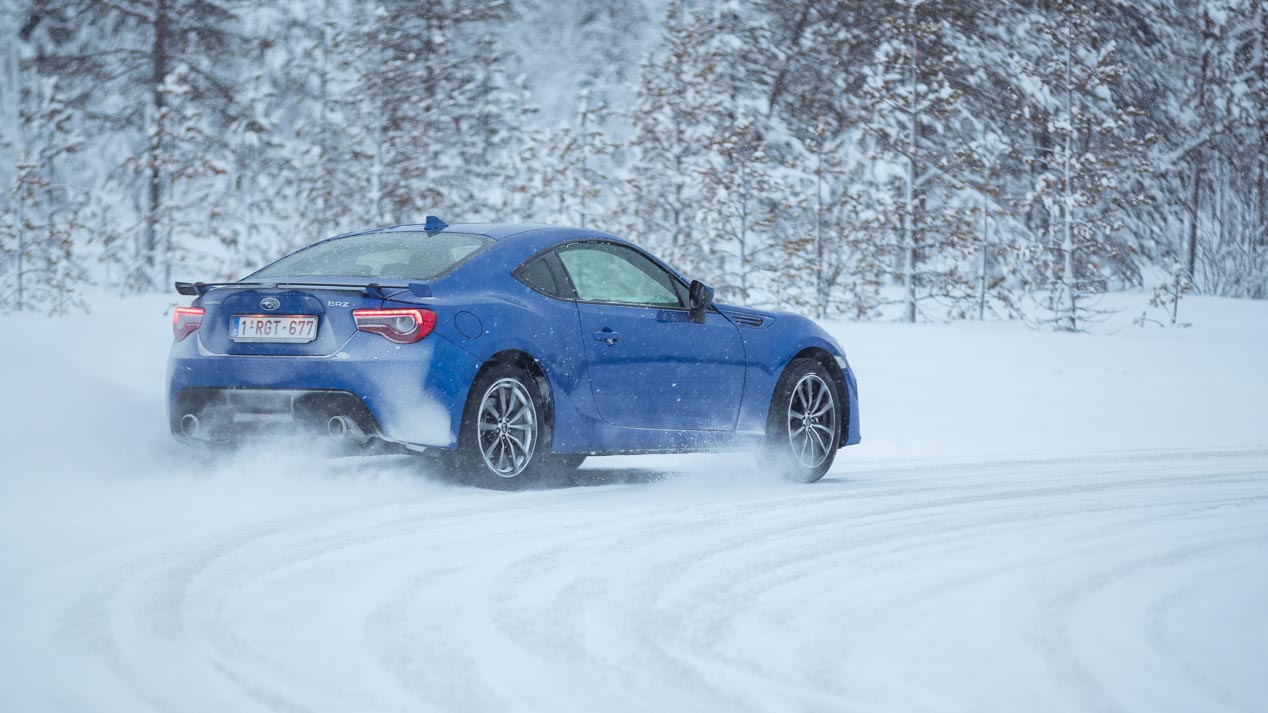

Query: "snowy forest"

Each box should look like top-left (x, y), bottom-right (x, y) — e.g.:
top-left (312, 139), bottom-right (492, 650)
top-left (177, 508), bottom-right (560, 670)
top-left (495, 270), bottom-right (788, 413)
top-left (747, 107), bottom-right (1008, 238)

top-left (0, 0), bottom-right (1265, 329)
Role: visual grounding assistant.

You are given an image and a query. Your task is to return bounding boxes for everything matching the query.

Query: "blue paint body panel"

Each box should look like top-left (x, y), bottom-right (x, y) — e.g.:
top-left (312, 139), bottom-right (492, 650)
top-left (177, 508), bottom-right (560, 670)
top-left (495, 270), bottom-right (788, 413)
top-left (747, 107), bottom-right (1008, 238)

top-left (166, 223), bottom-right (861, 455)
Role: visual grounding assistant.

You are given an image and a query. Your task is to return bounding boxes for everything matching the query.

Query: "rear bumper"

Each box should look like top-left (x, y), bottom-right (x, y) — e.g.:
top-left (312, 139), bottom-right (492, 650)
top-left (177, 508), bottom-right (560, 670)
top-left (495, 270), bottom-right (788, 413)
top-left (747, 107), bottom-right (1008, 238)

top-left (171, 388), bottom-right (382, 443)
top-left (167, 331), bottom-right (481, 448)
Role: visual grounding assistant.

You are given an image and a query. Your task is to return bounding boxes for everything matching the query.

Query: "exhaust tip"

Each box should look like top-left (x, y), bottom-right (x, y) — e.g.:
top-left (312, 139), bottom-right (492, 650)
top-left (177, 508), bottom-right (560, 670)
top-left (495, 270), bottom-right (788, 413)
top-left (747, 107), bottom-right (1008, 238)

top-left (179, 413), bottom-right (201, 437)
top-left (327, 416), bottom-right (350, 439)
top-left (327, 415), bottom-right (368, 444)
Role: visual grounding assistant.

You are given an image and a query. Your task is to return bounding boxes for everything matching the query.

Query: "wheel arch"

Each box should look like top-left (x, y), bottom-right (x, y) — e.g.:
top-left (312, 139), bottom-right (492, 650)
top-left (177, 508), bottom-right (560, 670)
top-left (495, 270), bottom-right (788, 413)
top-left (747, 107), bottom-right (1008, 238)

top-left (465, 349), bottom-right (557, 444)
top-left (781, 347), bottom-right (849, 448)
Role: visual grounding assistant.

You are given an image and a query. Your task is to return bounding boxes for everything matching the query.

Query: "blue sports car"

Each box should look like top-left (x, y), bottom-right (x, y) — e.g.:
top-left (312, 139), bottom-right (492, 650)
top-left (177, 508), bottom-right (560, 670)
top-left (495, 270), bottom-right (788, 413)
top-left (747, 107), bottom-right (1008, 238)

top-left (168, 217), bottom-right (860, 487)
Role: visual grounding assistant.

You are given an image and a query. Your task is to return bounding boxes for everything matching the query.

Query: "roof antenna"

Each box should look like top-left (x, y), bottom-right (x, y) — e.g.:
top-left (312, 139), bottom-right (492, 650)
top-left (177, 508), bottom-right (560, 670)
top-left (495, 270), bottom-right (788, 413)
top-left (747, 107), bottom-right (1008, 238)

top-left (423, 215), bottom-right (448, 232)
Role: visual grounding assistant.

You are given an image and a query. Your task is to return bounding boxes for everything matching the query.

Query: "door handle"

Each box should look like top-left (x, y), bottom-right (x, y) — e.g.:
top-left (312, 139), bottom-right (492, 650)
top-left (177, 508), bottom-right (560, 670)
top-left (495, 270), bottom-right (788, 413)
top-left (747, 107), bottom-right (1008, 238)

top-left (592, 329), bottom-right (622, 346)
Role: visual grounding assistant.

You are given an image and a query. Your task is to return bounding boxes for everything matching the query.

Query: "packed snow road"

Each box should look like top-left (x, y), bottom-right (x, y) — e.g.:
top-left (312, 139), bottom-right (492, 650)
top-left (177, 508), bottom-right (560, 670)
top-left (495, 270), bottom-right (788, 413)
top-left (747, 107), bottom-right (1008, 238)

top-left (2, 294), bottom-right (1266, 712)
top-left (2, 447), bottom-right (1266, 712)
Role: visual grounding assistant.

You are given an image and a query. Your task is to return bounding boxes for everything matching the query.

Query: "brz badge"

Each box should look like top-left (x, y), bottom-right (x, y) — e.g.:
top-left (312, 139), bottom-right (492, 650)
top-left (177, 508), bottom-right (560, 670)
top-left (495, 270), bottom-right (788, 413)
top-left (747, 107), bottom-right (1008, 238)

top-left (260, 297), bottom-right (281, 311)
top-left (328, 300), bottom-right (350, 308)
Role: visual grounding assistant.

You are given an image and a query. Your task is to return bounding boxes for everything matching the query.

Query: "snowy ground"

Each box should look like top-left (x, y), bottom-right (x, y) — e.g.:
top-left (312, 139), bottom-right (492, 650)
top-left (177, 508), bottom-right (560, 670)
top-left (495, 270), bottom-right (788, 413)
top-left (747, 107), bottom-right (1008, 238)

top-left (1, 294), bottom-right (1266, 712)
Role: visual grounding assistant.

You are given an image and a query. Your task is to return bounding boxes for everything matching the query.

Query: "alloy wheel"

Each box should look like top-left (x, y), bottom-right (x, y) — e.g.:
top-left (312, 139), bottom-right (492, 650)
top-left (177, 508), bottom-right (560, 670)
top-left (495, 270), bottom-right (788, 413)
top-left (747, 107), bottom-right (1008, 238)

top-left (477, 377), bottom-right (538, 477)
top-left (786, 373), bottom-right (836, 468)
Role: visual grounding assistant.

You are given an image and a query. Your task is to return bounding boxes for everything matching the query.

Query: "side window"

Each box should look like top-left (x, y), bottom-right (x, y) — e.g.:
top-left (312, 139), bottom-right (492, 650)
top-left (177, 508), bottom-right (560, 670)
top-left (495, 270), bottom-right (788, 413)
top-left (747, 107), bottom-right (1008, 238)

top-left (557, 243), bottom-right (683, 307)
top-left (515, 256), bottom-right (561, 297)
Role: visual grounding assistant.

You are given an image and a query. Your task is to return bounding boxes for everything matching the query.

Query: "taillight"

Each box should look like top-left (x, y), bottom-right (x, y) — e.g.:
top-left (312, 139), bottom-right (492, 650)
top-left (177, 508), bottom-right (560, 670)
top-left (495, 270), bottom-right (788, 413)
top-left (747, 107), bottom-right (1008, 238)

top-left (173, 307), bottom-right (204, 341)
top-left (352, 308), bottom-right (436, 344)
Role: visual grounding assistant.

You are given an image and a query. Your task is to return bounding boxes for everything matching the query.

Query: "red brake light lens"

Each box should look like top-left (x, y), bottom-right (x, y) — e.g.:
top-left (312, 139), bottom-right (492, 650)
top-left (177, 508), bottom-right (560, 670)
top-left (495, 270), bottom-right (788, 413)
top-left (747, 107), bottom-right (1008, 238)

top-left (173, 307), bottom-right (204, 341)
top-left (352, 308), bottom-right (436, 344)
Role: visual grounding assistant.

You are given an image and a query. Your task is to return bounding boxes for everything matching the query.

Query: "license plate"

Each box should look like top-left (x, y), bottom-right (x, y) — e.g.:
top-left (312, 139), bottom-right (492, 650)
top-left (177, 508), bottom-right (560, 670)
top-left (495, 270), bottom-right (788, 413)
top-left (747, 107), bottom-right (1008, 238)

top-left (230, 315), bottom-right (319, 343)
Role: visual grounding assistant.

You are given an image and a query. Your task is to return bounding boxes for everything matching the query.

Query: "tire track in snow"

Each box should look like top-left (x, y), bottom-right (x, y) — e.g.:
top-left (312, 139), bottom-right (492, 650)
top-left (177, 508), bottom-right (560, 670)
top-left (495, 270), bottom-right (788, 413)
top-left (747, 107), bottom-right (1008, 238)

top-left (3, 449), bottom-right (1266, 712)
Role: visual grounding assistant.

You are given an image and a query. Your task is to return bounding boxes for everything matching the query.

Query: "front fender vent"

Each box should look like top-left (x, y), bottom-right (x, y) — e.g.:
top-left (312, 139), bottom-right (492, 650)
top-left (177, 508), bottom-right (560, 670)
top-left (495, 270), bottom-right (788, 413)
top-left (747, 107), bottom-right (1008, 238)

top-left (730, 314), bottom-right (765, 328)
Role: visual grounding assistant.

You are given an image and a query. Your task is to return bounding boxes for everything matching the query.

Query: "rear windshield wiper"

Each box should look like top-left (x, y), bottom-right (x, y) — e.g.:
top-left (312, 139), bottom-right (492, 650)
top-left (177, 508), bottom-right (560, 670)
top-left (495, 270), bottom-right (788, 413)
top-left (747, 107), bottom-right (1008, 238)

top-left (174, 281), bottom-right (415, 299)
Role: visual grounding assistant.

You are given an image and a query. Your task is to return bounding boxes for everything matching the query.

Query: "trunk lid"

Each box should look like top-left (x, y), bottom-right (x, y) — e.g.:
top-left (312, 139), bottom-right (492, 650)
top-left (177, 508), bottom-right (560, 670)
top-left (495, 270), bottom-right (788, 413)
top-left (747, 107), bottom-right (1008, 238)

top-left (197, 285), bottom-right (391, 356)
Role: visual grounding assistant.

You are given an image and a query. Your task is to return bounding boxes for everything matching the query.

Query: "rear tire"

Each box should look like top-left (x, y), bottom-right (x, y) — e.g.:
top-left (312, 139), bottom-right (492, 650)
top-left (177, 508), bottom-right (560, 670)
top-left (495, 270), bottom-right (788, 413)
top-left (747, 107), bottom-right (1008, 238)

top-left (450, 364), bottom-right (552, 490)
top-left (758, 357), bottom-right (841, 483)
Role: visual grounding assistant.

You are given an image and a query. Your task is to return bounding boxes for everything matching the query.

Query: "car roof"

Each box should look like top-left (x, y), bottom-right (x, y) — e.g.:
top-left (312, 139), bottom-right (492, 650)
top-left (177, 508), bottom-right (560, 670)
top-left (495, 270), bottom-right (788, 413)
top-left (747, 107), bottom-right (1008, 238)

top-left (334, 222), bottom-right (614, 242)
top-left (328, 222), bottom-right (637, 262)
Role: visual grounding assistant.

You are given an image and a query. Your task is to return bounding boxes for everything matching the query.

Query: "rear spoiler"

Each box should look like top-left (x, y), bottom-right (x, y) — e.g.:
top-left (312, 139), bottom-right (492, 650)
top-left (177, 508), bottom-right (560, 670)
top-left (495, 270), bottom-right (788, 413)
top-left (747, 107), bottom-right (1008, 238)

top-left (174, 281), bottom-right (433, 298)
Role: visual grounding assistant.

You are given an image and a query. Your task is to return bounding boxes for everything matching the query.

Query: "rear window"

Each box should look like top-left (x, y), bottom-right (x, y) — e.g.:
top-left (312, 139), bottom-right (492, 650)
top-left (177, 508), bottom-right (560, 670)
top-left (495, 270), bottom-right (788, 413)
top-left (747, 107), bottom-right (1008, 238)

top-left (250, 231), bottom-right (491, 280)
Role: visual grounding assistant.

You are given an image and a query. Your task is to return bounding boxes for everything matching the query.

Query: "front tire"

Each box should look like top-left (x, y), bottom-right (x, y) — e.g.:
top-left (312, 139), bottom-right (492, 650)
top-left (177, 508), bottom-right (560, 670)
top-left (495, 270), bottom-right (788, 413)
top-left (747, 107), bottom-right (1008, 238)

top-left (759, 358), bottom-right (841, 483)
top-left (450, 364), bottom-right (551, 489)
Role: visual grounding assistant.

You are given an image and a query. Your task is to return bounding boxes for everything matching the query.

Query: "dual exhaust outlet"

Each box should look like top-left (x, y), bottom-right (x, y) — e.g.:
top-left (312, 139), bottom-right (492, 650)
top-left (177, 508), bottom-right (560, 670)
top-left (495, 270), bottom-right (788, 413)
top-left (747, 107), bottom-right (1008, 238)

top-left (177, 412), bottom-right (367, 443)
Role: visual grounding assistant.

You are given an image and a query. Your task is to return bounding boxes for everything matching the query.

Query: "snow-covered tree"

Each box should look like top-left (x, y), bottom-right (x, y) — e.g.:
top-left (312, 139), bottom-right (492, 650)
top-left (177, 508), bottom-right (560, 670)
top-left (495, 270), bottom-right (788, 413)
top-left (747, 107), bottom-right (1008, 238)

top-left (218, 33), bottom-right (296, 279)
top-left (345, 0), bottom-right (518, 224)
top-left (115, 62), bottom-right (237, 288)
top-left (509, 0), bottom-right (652, 128)
top-left (521, 91), bottom-right (615, 227)
top-left (0, 0), bottom-right (23, 194)
top-left (285, 1), bottom-right (379, 239)
top-left (0, 75), bottom-right (89, 314)
top-left (0, 0), bottom-right (1262, 319)
top-left (619, 0), bottom-right (722, 277)
top-left (25, 0), bottom-right (251, 290)
top-left (1135, 260), bottom-right (1193, 327)
top-left (858, 0), bottom-right (978, 322)
top-left (775, 121), bottom-right (887, 319)
top-left (696, 107), bottom-right (783, 304)
top-left (1014, 0), bottom-right (1152, 331)
top-left (1192, 0), bottom-right (1268, 297)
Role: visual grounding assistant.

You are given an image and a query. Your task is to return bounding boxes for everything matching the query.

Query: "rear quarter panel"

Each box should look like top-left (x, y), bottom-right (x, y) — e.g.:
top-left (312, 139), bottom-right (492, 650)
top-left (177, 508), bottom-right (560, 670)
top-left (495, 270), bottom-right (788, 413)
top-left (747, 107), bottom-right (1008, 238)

top-left (405, 264), bottom-right (597, 451)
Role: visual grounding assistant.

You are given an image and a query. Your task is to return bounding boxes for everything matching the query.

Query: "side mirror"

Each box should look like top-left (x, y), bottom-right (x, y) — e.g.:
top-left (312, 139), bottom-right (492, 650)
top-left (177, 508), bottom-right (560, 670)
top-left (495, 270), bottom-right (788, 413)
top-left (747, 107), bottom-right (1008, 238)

top-left (688, 280), bottom-right (714, 324)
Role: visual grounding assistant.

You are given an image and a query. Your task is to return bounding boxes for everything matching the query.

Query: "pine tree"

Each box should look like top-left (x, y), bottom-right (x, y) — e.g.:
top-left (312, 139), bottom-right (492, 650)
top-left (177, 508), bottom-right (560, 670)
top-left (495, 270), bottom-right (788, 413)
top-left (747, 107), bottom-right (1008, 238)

top-left (0, 75), bottom-right (88, 314)
top-left (944, 127), bottom-right (1030, 321)
top-left (218, 36), bottom-right (295, 279)
top-left (118, 62), bottom-right (237, 288)
top-left (347, 0), bottom-right (517, 224)
top-left (858, 0), bottom-right (978, 322)
top-left (510, 0), bottom-right (653, 129)
top-left (735, 2), bottom-right (896, 317)
top-left (1135, 260), bottom-right (1192, 327)
top-left (524, 91), bottom-right (615, 227)
top-left (288, 1), bottom-right (380, 239)
top-left (495, 74), bottom-right (544, 221)
top-left (213, 3), bottom-right (324, 279)
top-left (1016, 0), bottom-right (1151, 331)
top-left (1231, 0), bottom-right (1267, 247)
top-left (1207, 0), bottom-right (1268, 295)
top-left (0, 0), bottom-right (23, 194)
top-left (696, 107), bottom-right (783, 304)
top-left (619, 0), bottom-right (720, 276)
top-left (0, 150), bottom-right (46, 312)
top-left (290, 2), bottom-right (339, 242)
top-left (683, 3), bottom-right (795, 306)
top-left (774, 121), bottom-right (885, 319)
top-left (27, 0), bottom-right (251, 291)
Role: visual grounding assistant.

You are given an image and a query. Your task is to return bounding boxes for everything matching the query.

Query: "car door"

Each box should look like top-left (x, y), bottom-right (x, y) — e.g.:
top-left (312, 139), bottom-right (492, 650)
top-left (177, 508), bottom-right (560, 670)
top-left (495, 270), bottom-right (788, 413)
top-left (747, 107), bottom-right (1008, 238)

top-left (554, 241), bottom-right (745, 431)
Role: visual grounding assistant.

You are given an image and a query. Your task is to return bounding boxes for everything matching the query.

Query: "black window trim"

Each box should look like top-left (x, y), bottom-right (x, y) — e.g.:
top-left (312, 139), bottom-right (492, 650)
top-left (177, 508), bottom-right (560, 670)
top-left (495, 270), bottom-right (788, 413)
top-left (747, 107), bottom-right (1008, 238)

top-left (554, 239), bottom-right (693, 310)
top-left (543, 252), bottom-right (579, 300)
top-left (511, 252), bottom-right (576, 301)
top-left (511, 238), bottom-right (726, 316)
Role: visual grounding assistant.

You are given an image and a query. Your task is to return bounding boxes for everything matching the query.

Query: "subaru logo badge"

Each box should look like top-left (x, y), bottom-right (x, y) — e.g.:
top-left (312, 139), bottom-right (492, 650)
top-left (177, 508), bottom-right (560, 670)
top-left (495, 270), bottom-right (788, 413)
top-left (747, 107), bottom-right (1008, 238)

top-left (260, 297), bottom-right (280, 311)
